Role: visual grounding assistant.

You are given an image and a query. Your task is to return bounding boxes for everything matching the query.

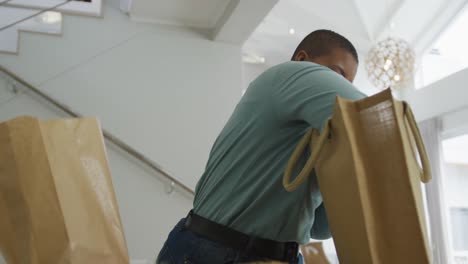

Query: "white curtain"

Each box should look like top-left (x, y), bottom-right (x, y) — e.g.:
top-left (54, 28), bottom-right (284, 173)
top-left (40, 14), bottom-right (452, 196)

top-left (419, 118), bottom-right (450, 264)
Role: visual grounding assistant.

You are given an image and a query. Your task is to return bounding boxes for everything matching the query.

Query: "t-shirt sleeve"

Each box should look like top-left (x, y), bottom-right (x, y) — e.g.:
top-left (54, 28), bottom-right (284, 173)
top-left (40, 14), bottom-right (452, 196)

top-left (273, 63), bottom-right (367, 129)
top-left (310, 202), bottom-right (331, 240)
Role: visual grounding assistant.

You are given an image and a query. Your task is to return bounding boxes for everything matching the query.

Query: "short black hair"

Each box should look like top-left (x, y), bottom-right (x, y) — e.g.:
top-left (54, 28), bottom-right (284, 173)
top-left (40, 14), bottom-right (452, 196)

top-left (291, 29), bottom-right (358, 63)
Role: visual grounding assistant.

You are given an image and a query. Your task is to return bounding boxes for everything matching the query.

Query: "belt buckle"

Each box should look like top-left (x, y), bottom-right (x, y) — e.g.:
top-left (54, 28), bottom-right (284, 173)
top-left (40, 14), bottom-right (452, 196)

top-left (184, 210), bottom-right (194, 228)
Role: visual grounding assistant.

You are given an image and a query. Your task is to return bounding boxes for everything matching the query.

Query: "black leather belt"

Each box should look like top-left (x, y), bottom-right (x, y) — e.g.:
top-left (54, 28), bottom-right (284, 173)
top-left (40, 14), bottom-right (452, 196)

top-left (184, 210), bottom-right (299, 263)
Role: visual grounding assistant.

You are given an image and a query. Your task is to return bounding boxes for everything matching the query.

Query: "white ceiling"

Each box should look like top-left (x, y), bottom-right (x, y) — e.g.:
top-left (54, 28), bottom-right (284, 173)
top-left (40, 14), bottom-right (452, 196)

top-left (243, 0), bottom-right (467, 67)
top-left (126, 0), bottom-right (466, 60)
top-left (125, 0), bottom-right (279, 44)
top-left (125, 0), bottom-right (467, 93)
top-left (240, 0), bottom-right (467, 93)
top-left (244, 0), bottom-right (371, 66)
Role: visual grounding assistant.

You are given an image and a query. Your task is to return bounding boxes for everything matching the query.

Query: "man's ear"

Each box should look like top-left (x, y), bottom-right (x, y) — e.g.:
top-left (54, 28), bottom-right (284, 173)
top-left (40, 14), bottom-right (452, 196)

top-left (294, 50), bottom-right (309, 61)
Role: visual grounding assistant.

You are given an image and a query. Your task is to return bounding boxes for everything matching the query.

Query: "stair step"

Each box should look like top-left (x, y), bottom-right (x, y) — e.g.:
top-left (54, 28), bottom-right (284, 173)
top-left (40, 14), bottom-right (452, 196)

top-left (0, 7), bottom-right (62, 54)
top-left (4, 0), bottom-right (102, 17)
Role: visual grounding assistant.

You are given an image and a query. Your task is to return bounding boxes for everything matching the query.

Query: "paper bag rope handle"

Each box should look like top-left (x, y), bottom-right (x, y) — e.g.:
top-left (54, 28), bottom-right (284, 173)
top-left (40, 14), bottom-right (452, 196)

top-left (282, 122), bottom-right (331, 192)
top-left (403, 102), bottom-right (432, 183)
top-left (283, 103), bottom-right (432, 192)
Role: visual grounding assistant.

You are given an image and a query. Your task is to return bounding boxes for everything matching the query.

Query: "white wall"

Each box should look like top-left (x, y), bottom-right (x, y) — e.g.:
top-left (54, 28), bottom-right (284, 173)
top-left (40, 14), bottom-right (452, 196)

top-left (0, 0), bottom-right (242, 261)
top-left (0, 0), bottom-right (242, 190)
top-left (242, 62), bottom-right (268, 93)
top-left (0, 75), bottom-right (193, 263)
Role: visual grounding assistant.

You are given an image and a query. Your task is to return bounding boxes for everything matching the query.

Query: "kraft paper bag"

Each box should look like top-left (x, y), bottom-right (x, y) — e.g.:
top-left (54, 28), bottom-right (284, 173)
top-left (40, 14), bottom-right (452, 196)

top-left (301, 242), bottom-right (330, 264)
top-left (0, 116), bottom-right (129, 264)
top-left (284, 89), bottom-right (432, 264)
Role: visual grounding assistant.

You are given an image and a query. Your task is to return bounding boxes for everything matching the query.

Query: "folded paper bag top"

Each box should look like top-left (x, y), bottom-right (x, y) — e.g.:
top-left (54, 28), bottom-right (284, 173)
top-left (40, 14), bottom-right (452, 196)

top-left (283, 89), bottom-right (432, 264)
top-left (0, 116), bottom-right (129, 264)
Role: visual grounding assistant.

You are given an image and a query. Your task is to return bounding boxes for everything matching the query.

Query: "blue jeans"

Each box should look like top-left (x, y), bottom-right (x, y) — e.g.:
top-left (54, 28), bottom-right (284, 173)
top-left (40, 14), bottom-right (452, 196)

top-left (156, 218), bottom-right (304, 264)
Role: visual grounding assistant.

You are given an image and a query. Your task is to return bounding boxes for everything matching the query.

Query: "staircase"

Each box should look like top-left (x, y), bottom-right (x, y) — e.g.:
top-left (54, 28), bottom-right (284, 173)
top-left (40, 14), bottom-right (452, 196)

top-left (0, 0), bottom-right (102, 54)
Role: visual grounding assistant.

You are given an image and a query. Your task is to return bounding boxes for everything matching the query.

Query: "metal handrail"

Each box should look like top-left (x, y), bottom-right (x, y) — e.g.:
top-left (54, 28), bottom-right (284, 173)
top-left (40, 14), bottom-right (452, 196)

top-left (0, 65), bottom-right (195, 196)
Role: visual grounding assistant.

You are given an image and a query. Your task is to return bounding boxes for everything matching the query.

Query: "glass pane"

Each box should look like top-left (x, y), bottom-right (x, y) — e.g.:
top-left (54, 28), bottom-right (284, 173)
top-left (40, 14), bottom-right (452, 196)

top-left (416, 5), bottom-right (468, 89)
top-left (442, 134), bottom-right (468, 262)
top-left (451, 208), bottom-right (468, 251)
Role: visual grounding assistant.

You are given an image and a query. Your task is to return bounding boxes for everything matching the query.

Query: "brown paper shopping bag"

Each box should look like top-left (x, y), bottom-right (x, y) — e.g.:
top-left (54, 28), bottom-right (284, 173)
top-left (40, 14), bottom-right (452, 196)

top-left (0, 116), bottom-right (129, 264)
top-left (283, 89), bottom-right (432, 264)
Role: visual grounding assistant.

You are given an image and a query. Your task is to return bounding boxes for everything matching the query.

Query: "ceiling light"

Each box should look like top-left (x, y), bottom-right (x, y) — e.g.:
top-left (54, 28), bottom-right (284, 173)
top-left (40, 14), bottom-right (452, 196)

top-left (242, 54), bottom-right (266, 64)
top-left (383, 60), bottom-right (392, 71)
top-left (366, 37), bottom-right (415, 90)
top-left (289, 28), bottom-right (295, 35)
top-left (35, 11), bottom-right (62, 24)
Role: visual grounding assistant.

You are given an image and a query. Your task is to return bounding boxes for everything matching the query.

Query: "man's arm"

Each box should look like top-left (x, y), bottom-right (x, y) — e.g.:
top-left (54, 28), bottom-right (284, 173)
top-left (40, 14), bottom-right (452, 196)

top-left (273, 62), bottom-right (366, 129)
top-left (272, 62), bottom-right (366, 240)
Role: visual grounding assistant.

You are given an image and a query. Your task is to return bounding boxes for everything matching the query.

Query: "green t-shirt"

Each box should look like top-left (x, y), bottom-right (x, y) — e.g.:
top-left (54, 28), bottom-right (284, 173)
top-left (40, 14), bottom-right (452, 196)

top-left (193, 61), bottom-right (366, 244)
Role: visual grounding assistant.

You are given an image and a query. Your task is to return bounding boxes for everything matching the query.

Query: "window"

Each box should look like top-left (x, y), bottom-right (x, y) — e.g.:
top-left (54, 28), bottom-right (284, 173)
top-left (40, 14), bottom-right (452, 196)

top-left (451, 208), bottom-right (468, 251)
top-left (442, 134), bottom-right (468, 262)
top-left (416, 4), bottom-right (468, 89)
